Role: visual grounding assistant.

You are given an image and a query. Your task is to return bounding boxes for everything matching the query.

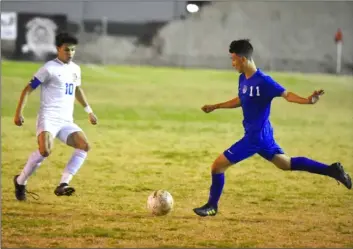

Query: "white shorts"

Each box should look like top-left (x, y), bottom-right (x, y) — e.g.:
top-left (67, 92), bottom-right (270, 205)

top-left (36, 118), bottom-right (83, 143)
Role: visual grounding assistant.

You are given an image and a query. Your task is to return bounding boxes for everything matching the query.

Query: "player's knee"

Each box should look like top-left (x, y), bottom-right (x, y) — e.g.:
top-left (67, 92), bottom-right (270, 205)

top-left (84, 143), bottom-right (90, 152)
top-left (277, 165), bottom-right (290, 171)
top-left (273, 161), bottom-right (291, 171)
top-left (271, 154), bottom-right (291, 171)
top-left (211, 156), bottom-right (231, 174)
top-left (211, 167), bottom-right (224, 174)
top-left (77, 142), bottom-right (90, 152)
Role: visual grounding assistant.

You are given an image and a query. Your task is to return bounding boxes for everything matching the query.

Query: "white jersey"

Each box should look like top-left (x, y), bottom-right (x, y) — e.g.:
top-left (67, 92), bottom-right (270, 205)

top-left (31, 58), bottom-right (81, 122)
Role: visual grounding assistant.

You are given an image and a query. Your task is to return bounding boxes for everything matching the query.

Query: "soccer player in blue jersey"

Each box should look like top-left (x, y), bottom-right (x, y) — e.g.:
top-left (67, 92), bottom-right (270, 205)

top-left (193, 39), bottom-right (352, 217)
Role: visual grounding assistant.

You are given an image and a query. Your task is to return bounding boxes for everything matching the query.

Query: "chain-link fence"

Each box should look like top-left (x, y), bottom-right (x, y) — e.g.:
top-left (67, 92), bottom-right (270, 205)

top-left (1, 0), bottom-right (353, 74)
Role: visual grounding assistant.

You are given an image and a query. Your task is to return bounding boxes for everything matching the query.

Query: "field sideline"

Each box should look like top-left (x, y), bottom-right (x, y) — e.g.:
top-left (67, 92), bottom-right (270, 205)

top-left (1, 60), bottom-right (353, 248)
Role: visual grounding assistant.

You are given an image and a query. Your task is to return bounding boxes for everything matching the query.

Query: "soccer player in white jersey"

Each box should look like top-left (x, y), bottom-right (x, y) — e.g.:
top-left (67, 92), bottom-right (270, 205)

top-left (13, 32), bottom-right (98, 201)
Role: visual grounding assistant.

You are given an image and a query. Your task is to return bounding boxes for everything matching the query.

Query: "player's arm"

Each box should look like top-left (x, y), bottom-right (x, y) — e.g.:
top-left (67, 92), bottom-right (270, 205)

top-left (75, 86), bottom-right (97, 125)
top-left (14, 72), bottom-right (45, 126)
top-left (215, 97), bottom-right (241, 109)
top-left (264, 75), bottom-right (324, 104)
top-left (281, 90), bottom-right (324, 104)
top-left (14, 84), bottom-right (35, 126)
top-left (75, 86), bottom-right (91, 110)
top-left (201, 97), bottom-right (241, 113)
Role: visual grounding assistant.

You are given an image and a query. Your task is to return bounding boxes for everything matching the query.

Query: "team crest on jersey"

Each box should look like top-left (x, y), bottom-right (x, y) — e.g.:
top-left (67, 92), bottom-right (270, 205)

top-left (242, 85), bottom-right (247, 94)
top-left (72, 73), bottom-right (78, 82)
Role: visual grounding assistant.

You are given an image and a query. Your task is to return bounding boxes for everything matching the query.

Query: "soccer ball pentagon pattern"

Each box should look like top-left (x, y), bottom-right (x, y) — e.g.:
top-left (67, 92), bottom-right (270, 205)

top-left (147, 190), bottom-right (174, 216)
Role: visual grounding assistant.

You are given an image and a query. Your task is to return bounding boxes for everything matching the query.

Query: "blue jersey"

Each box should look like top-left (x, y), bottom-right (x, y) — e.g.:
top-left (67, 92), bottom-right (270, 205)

top-left (238, 69), bottom-right (285, 137)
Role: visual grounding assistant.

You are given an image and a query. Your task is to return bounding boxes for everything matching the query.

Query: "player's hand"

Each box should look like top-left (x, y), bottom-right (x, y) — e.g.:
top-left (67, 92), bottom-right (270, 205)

top-left (201, 104), bottom-right (218, 113)
top-left (14, 113), bottom-right (25, 126)
top-left (308, 89), bottom-right (325, 104)
top-left (88, 112), bottom-right (98, 125)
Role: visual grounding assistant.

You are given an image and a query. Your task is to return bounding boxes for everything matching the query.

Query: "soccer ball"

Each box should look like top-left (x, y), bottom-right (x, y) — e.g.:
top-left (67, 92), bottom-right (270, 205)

top-left (147, 190), bottom-right (174, 216)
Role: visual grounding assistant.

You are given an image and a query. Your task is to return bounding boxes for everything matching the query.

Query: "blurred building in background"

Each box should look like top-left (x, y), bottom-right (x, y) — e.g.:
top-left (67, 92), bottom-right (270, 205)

top-left (1, 0), bottom-right (353, 74)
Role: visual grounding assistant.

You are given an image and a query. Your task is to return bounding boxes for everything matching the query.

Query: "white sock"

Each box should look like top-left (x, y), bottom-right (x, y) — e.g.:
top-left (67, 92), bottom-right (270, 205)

top-left (60, 149), bottom-right (87, 184)
top-left (17, 150), bottom-right (45, 185)
top-left (60, 171), bottom-right (73, 184)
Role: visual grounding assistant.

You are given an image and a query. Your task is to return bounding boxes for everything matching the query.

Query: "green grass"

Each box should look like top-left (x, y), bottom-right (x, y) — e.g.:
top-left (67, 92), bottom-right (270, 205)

top-left (1, 60), bottom-right (353, 248)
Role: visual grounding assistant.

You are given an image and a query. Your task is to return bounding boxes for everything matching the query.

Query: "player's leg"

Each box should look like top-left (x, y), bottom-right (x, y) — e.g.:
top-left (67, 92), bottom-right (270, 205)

top-left (193, 137), bottom-right (258, 217)
top-left (54, 123), bottom-right (90, 196)
top-left (272, 154), bottom-right (351, 189)
top-left (257, 139), bottom-right (288, 169)
top-left (258, 140), bottom-right (352, 189)
top-left (14, 128), bottom-right (55, 201)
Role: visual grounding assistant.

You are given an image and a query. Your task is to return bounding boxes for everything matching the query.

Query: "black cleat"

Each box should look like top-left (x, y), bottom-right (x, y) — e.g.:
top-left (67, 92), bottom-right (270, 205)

top-left (193, 203), bottom-right (218, 217)
top-left (329, 162), bottom-right (352, 189)
top-left (14, 175), bottom-right (26, 201)
top-left (13, 175), bottom-right (39, 201)
top-left (54, 183), bottom-right (75, 196)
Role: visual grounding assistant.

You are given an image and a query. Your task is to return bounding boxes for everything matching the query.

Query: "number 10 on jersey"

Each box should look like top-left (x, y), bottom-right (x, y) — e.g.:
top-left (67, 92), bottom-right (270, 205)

top-left (65, 83), bottom-right (74, 95)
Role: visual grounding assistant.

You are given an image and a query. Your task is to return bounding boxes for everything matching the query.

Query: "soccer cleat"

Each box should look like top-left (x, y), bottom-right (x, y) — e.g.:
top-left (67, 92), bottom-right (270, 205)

top-left (329, 163), bottom-right (352, 189)
top-left (14, 175), bottom-right (26, 201)
top-left (54, 183), bottom-right (75, 196)
top-left (13, 175), bottom-right (39, 201)
top-left (193, 203), bottom-right (218, 217)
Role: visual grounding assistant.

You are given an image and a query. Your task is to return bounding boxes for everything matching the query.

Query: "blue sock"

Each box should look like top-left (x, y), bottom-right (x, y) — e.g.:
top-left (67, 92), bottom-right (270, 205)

top-left (291, 157), bottom-right (330, 176)
top-left (207, 173), bottom-right (225, 208)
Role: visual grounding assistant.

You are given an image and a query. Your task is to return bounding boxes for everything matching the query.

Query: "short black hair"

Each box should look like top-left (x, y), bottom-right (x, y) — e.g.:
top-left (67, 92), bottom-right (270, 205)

top-left (55, 32), bottom-right (78, 47)
top-left (229, 39), bottom-right (253, 59)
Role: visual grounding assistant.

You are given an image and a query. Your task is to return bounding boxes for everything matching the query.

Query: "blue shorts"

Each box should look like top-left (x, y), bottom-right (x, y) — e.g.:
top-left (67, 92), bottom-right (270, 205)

top-left (223, 135), bottom-right (284, 164)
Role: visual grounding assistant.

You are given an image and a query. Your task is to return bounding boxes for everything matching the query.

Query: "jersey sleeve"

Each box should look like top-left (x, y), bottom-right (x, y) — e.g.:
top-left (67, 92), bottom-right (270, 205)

top-left (238, 74), bottom-right (245, 94)
top-left (264, 76), bottom-right (286, 99)
top-left (76, 67), bottom-right (82, 86)
top-left (29, 66), bottom-right (50, 89)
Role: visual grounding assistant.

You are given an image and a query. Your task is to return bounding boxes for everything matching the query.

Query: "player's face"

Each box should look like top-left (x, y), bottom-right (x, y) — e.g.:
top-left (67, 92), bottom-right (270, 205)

top-left (230, 53), bottom-right (246, 73)
top-left (57, 44), bottom-right (76, 63)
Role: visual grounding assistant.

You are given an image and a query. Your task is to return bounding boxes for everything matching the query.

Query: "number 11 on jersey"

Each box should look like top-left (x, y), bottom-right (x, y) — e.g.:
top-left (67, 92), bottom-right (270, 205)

top-left (249, 86), bottom-right (260, 96)
top-left (65, 83), bottom-right (74, 95)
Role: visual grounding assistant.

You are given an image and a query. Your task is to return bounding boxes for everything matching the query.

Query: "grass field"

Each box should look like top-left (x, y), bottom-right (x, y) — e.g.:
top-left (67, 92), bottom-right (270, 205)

top-left (1, 60), bottom-right (353, 248)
